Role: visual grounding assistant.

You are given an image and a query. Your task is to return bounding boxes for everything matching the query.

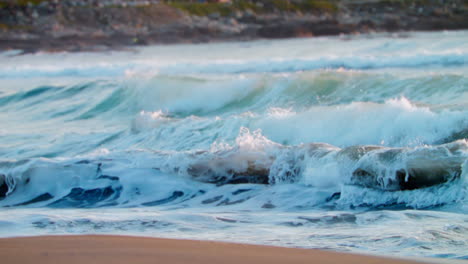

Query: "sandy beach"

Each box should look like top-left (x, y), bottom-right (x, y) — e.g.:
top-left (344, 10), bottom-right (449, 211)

top-left (0, 235), bottom-right (429, 264)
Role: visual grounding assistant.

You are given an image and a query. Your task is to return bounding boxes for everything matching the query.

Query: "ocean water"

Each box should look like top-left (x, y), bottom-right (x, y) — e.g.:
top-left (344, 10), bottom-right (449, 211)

top-left (0, 31), bottom-right (467, 259)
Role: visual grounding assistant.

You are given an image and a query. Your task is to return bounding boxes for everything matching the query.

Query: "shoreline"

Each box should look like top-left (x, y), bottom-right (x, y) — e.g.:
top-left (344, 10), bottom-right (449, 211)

top-left (0, 0), bottom-right (466, 53)
top-left (0, 28), bottom-right (465, 55)
top-left (0, 235), bottom-right (430, 264)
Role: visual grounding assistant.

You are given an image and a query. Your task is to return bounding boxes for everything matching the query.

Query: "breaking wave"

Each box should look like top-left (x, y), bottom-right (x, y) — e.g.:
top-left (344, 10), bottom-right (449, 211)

top-left (1, 31), bottom-right (467, 259)
top-left (0, 128), bottom-right (466, 210)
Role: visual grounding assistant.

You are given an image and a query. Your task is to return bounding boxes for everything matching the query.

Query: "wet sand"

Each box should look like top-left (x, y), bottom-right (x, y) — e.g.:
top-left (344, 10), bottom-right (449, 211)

top-left (0, 235), bottom-right (428, 264)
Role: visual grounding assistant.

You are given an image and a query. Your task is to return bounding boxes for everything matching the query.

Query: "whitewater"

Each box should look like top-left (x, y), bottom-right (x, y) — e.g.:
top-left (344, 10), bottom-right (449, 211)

top-left (0, 31), bottom-right (467, 259)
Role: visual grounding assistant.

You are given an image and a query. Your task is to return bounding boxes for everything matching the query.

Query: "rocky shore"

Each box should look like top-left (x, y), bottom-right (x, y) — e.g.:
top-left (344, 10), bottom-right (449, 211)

top-left (0, 0), bottom-right (467, 53)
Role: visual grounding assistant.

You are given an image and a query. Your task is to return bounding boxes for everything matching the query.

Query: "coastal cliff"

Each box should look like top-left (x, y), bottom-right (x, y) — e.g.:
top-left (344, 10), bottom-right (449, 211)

top-left (0, 0), bottom-right (467, 52)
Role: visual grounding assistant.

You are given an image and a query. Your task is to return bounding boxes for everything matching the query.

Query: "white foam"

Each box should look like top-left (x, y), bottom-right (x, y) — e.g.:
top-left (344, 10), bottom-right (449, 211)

top-left (1, 31), bottom-right (468, 259)
top-left (255, 97), bottom-right (468, 147)
top-left (1, 31), bottom-right (467, 79)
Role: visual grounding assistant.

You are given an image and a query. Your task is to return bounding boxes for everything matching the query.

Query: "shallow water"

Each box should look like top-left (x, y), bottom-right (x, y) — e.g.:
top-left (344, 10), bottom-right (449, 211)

top-left (0, 31), bottom-right (467, 259)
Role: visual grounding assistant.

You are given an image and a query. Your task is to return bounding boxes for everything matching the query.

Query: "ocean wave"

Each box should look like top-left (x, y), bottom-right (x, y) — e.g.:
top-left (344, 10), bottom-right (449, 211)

top-left (1, 75), bottom-right (466, 160)
top-left (157, 53), bottom-right (468, 75)
top-left (1, 128), bottom-right (466, 209)
top-left (129, 96), bottom-right (468, 151)
top-left (0, 52), bottom-right (467, 79)
top-left (1, 31), bottom-right (468, 259)
top-left (2, 71), bottom-right (466, 116)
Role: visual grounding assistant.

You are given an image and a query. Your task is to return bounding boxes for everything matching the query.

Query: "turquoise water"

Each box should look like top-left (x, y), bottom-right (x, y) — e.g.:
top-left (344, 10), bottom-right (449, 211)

top-left (0, 31), bottom-right (467, 259)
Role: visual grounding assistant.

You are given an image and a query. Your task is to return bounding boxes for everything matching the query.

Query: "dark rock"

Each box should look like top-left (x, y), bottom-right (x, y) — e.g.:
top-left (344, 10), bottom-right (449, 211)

top-left (0, 0), bottom-right (467, 53)
top-left (208, 12), bottom-right (220, 20)
top-left (31, 10), bottom-right (38, 19)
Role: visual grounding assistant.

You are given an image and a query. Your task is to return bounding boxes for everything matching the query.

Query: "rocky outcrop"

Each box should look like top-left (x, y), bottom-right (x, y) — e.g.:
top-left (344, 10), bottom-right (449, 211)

top-left (0, 0), bottom-right (467, 52)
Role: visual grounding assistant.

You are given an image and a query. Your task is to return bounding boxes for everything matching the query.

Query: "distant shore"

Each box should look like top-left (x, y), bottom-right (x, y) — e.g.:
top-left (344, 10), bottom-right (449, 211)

top-left (0, 0), bottom-right (467, 53)
top-left (0, 235), bottom-right (430, 264)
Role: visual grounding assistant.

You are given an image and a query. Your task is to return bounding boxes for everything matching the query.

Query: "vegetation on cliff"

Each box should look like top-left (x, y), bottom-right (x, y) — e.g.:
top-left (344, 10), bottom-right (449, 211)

top-left (0, 0), bottom-right (466, 52)
top-left (165, 0), bottom-right (338, 16)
